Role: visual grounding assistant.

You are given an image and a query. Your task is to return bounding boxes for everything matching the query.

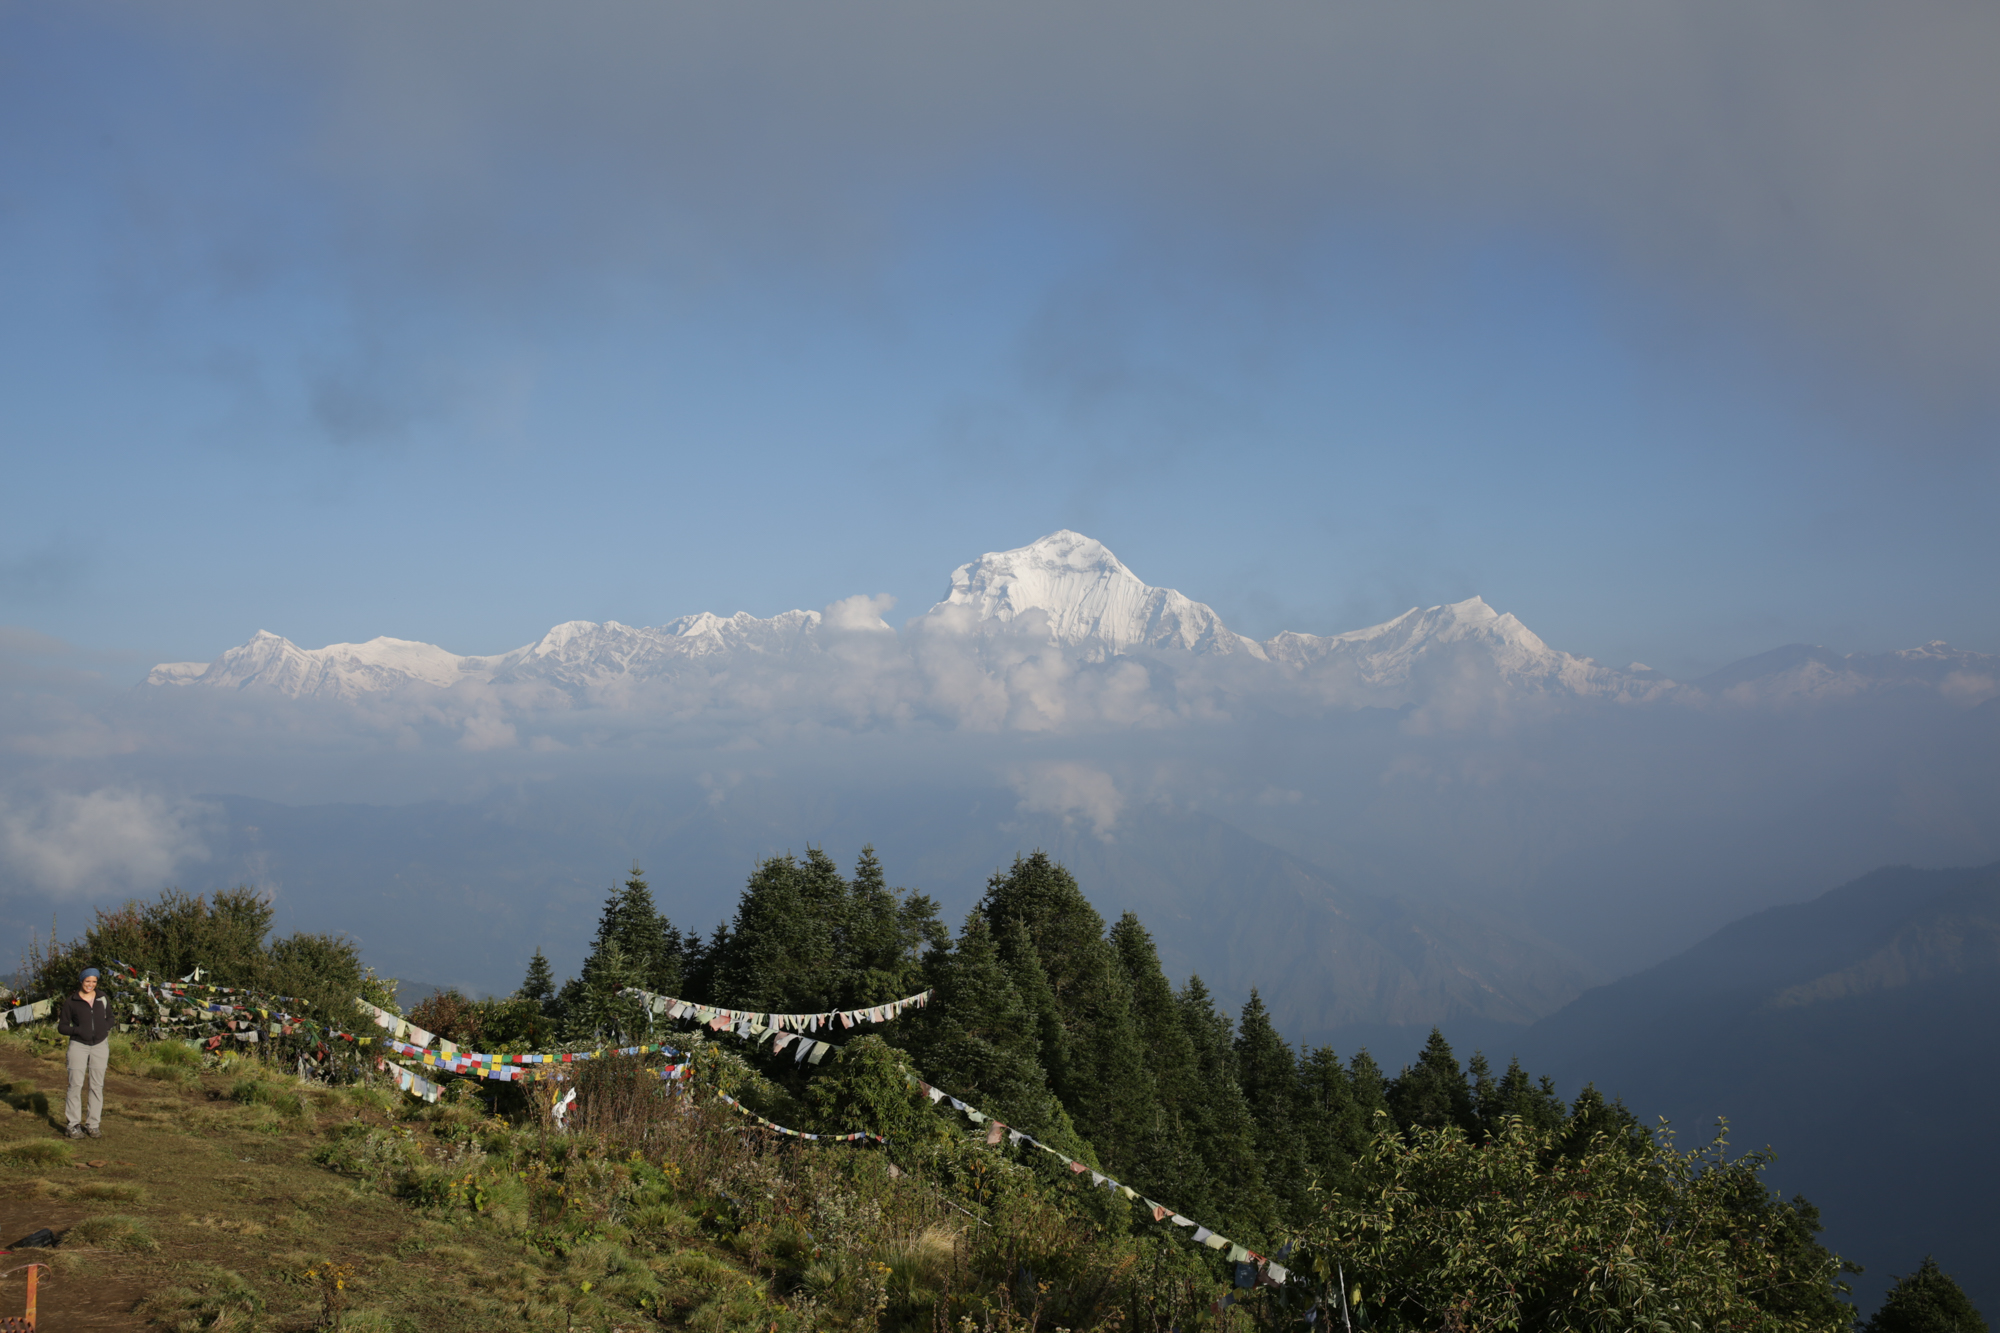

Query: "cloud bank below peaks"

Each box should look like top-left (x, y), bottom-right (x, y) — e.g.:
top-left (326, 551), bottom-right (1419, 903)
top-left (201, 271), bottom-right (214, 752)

top-left (138, 531), bottom-right (1998, 749)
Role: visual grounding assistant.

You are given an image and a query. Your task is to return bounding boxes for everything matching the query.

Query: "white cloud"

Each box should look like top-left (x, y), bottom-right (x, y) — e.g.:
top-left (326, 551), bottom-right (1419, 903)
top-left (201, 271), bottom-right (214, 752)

top-left (1008, 761), bottom-right (1125, 839)
top-left (0, 789), bottom-right (216, 898)
top-left (823, 594), bottom-right (897, 633)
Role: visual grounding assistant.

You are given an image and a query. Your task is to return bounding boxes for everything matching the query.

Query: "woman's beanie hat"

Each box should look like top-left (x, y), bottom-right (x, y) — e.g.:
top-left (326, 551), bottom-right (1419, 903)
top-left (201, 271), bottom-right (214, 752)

top-left (80, 967), bottom-right (101, 979)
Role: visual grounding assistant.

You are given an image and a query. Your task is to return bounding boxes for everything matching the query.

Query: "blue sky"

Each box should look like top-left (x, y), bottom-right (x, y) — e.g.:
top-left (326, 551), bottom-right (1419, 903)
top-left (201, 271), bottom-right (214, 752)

top-left (3, 2), bottom-right (1996, 680)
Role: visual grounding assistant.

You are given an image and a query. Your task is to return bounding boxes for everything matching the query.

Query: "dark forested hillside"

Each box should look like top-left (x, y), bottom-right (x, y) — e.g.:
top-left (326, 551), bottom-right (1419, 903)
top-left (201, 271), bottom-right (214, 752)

top-left (1526, 862), bottom-right (2000, 1318)
top-left (439, 845), bottom-right (1867, 1327)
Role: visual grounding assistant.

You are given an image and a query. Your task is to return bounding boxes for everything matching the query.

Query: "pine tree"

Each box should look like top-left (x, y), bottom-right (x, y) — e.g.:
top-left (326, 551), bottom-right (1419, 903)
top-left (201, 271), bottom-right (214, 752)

top-left (707, 849), bottom-right (848, 1012)
top-left (563, 937), bottom-right (646, 1041)
top-left (1176, 975), bottom-right (1280, 1241)
top-left (1475, 1055), bottom-right (1567, 1138)
top-left (977, 853), bottom-right (1156, 1173)
top-left (1387, 1029), bottom-right (1477, 1135)
top-left (576, 866), bottom-right (686, 999)
top-left (560, 866), bottom-right (684, 1040)
top-left (1235, 989), bottom-right (1313, 1226)
top-left (1108, 913), bottom-right (1215, 1220)
top-left (1559, 1084), bottom-right (1651, 1161)
top-left (705, 847), bottom-right (945, 1015)
top-left (1296, 1045), bottom-right (1371, 1197)
top-left (994, 916), bottom-right (1070, 1092)
top-left (517, 948), bottom-right (557, 1012)
top-left (1864, 1259), bottom-right (1986, 1333)
top-left (1348, 1049), bottom-right (1389, 1122)
top-left (896, 912), bottom-right (1084, 1155)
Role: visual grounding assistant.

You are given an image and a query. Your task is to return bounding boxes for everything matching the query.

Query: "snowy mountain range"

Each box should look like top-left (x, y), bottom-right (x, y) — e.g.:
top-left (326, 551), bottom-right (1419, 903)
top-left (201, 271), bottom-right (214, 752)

top-left (146, 530), bottom-right (1998, 713)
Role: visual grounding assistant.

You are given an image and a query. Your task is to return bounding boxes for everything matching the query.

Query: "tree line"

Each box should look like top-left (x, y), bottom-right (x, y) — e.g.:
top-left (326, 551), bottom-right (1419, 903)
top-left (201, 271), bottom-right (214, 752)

top-left (444, 847), bottom-right (1943, 1330)
top-left (26, 848), bottom-right (1987, 1330)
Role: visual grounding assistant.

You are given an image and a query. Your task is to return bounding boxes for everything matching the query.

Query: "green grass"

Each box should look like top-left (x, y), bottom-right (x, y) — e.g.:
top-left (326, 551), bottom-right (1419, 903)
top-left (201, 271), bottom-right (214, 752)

top-left (65, 1213), bottom-right (160, 1252)
top-left (0, 1138), bottom-right (71, 1167)
top-left (73, 1179), bottom-right (147, 1202)
top-left (0, 1029), bottom-right (1247, 1332)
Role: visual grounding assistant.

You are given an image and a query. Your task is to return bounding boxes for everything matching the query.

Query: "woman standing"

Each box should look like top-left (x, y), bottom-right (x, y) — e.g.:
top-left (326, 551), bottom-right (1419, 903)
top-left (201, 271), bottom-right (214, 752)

top-left (56, 967), bottom-right (112, 1140)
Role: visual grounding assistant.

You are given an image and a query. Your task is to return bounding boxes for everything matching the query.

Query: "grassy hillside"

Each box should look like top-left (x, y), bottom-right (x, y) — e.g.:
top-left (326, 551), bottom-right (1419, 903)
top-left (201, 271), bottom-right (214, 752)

top-left (0, 1025), bottom-right (1250, 1331)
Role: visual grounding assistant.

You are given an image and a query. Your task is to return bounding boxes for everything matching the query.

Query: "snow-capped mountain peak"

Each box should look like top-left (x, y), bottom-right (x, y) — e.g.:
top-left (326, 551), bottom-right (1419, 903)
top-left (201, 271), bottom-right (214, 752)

top-left (921, 530), bottom-right (1266, 659)
top-left (142, 531), bottom-right (1988, 718)
top-left (1264, 596), bottom-right (1677, 702)
top-left (148, 629), bottom-right (511, 699)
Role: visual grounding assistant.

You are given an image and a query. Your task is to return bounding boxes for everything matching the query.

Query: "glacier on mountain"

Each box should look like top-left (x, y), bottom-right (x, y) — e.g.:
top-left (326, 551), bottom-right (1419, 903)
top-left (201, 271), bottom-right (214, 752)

top-left (144, 531), bottom-right (1995, 723)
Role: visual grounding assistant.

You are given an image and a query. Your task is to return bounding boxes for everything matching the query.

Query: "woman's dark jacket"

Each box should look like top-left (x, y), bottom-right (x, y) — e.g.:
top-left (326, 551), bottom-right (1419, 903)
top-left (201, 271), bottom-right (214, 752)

top-left (56, 994), bottom-right (113, 1046)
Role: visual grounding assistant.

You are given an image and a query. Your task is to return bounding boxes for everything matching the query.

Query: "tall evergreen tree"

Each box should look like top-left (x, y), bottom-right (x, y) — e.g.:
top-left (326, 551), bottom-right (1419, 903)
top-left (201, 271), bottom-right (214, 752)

top-left (1297, 1045), bottom-right (1372, 1197)
top-left (562, 936), bottom-right (646, 1041)
top-left (1475, 1055), bottom-right (1567, 1138)
top-left (896, 912), bottom-right (1085, 1155)
top-left (1175, 975), bottom-right (1280, 1241)
top-left (1387, 1029), bottom-right (1477, 1136)
top-left (708, 848), bottom-right (855, 1012)
top-left (977, 853), bottom-right (1155, 1173)
top-left (842, 846), bottom-right (948, 999)
top-left (595, 866), bottom-right (686, 994)
top-left (1107, 913), bottom-right (1216, 1220)
top-left (516, 948), bottom-right (557, 1013)
top-left (706, 847), bottom-right (943, 1014)
top-left (994, 915), bottom-right (1069, 1094)
top-left (1863, 1258), bottom-right (1983, 1333)
top-left (557, 866), bottom-right (685, 1038)
top-left (1348, 1048), bottom-right (1389, 1122)
top-left (1235, 989), bottom-right (1313, 1226)
top-left (1558, 1084), bottom-right (1651, 1161)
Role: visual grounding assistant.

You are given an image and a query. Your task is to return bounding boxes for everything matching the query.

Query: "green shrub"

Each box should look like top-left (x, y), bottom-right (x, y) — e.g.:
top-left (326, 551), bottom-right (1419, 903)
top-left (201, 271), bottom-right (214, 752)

top-left (311, 1124), bottom-right (426, 1182)
top-left (341, 1083), bottom-right (397, 1116)
top-left (145, 1039), bottom-right (203, 1068)
top-left (803, 1035), bottom-right (939, 1142)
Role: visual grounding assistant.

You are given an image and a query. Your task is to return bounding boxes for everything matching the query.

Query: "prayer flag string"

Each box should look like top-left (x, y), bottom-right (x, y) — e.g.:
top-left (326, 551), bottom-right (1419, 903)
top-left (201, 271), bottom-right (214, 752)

top-left (616, 984), bottom-right (930, 1039)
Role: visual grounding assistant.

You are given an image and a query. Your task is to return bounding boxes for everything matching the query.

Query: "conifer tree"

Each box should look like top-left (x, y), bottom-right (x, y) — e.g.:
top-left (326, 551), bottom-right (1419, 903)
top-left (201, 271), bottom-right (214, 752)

top-left (1108, 913), bottom-right (1216, 1220)
top-left (1475, 1055), bottom-right (1567, 1138)
top-left (1387, 1029), bottom-right (1477, 1135)
top-left (897, 912), bottom-right (1085, 1155)
top-left (1347, 1048), bottom-right (1389, 1123)
top-left (708, 849), bottom-right (851, 1012)
top-left (1864, 1259), bottom-right (1987, 1333)
top-left (563, 937), bottom-right (646, 1041)
top-left (1297, 1045), bottom-right (1372, 1197)
top-left (977, 853), bottom-right (1155, 1173)
top-left (1175, 975), bottom-right (1280, 1241)
top-left (558, 866), bottom-right (683, 1039)
top-left (517, 948), bottom-right (557, 1013)
top-left (840, 845), bottom-right (947, 1001)
top-left (1559, 1084), bottom-right (1651, 1161)
top-left (994, 915), bottom-right (1070, 1090)
top-left (1235, 989), bottom-right (1313, 1226)
top-left (706, 847), bottom-right (943, 1014)
top-left (594, 866), bottom-right (685, 994)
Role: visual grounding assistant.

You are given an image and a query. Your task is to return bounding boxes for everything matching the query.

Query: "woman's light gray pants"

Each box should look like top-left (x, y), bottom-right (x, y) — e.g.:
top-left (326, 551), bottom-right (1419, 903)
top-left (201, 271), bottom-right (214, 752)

top-left (66, 1040), bottom-right (108, 1131)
